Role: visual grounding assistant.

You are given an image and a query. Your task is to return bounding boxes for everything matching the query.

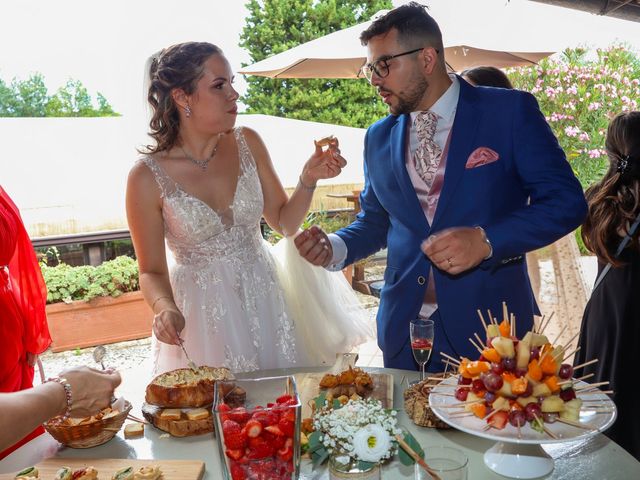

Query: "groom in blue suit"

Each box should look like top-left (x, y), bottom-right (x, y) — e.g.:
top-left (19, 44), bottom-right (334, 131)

top-left (295, 3), bottom-right (586, 371)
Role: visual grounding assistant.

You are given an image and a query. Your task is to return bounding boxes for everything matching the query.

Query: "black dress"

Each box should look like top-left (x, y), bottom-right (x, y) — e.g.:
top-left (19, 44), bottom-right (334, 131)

top-left (575, 247), bottom-right (640, 460)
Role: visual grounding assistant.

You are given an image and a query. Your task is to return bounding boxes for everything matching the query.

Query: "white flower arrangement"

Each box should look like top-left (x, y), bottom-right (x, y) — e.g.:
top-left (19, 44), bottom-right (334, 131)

top-left (312, 398), bottom-right (402, 466)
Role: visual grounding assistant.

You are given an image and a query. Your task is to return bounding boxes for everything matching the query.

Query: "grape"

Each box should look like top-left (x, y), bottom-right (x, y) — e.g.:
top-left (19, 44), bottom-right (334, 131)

top-left (509, 410), bottom-right (526, 427)
top-left (530, 346), bottom-right (540, 361)
top-left (558, 364), bottom-right (574, 380)
top-left (559, 387), bottom-right (577, 402)
top-left (524, 402), bottom-right (542, 422)
top-left (458, 375), bottom-right (472, 385)
top-left (482, 372), bottom-right (504, 392)
top-left (484, 392), bottom-right (497, 405)
top-left (502, 357), bottom-right (516, 372)
top-left (455, 387), bottom-right (469, 402)
top-left (490, 362), bottom-right (504, 375)
top-left (478, 355), bottom-right (487, 362)
top-left (543, 412), bottom-right (558, 423)
top-left (472, 379), bottom-right (485, 394)
top-left (514, 368), bottom-right (527, 378)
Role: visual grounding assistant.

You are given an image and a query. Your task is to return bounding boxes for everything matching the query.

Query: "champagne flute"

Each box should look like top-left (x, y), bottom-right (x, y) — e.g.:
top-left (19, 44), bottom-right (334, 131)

top-left (410, 318), bottom-right (434, 383)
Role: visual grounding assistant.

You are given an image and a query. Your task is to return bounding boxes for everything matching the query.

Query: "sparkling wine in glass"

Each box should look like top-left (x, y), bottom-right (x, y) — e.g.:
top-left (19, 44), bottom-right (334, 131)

top-left (410, 318), bottom-right (434, 382)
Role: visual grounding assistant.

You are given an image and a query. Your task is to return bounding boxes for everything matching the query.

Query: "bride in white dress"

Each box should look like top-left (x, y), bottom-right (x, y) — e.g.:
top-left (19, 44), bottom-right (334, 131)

top-left (126, 42), bottom-right (373, 375)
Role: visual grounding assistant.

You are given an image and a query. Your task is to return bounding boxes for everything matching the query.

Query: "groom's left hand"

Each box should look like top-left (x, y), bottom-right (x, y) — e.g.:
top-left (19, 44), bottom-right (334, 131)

top-left (421, 227), bottom-right (491, 275)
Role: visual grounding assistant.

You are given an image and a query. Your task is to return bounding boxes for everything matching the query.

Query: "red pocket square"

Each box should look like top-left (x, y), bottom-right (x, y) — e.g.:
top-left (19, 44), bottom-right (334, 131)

top-left (466, 147), bottom-right (500, 169)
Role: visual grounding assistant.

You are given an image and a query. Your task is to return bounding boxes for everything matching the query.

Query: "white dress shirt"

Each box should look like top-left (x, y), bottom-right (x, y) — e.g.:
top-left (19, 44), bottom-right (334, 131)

top-left (328, 75), bottom-right (460, 275)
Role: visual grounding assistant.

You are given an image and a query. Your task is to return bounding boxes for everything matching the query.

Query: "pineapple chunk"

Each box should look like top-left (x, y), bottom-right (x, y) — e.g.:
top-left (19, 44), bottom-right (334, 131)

top-left (491, 337), bottom-right (515, 358)
top-left (497, 381), bottom-right (514, 398)
top-left (560, 398), bottom-right (583, 422)
top-left (541, 395), bottom-right (564, 413)
top-left (464, 392), bottom-right (482, 412)
top-left (522, 332), bottom-right (549, 347)
top-left (492, 396), bottom-right (511, 411)
top-left (487, 324), bottom-right (501, 339)
top-left (532, 383), bottom-right (552, 397)
top-left (516, 396), bottom-right (538, 408)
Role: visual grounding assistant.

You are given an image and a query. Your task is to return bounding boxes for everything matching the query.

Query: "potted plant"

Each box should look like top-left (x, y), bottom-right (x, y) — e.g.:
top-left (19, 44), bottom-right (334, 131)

top-left (41, 255), bottom-right (152, 352)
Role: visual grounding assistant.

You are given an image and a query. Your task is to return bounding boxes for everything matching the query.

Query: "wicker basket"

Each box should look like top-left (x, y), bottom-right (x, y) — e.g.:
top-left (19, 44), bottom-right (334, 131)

top-left (44, 401), bottom-right (132, 448)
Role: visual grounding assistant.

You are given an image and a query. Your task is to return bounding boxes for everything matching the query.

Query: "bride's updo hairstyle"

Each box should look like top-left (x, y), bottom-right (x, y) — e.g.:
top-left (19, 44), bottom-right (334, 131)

top-left (145, 42), bottom-right (222, 154)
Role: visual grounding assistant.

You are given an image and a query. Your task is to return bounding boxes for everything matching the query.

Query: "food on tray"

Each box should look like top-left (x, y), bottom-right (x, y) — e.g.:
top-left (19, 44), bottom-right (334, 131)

top-left (15, 467), bottom-right (38, 480)
top-left (72, 467), bottom-right (98, 480)
top-left (124, 422), bottom-right (145, 439)
top-left (111, 467), bottom-right (133, 480)
top-left (185, 408), bottom-right (210, 421)
top-left (318, 366), bottom-right (373, 404)
top-left (50, 406), bottom-right (121, 426)
top-left (436, 310), bottom-right (606, 435)
top-left (133, 466), bottom-right (162, 480)
top-left (314, 135), bottom-right (336, 147)
top-left (145, 366), bottom-right (235, 408)
top-left (54, 467), bottom-right (72, 480)
top-left (404, 377), bottom-right (451, 429)
top-left (218, 393), bottom-right (297, 480)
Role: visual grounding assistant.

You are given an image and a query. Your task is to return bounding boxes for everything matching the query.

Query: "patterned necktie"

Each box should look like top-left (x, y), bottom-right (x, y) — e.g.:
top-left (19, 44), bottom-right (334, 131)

top-left (413, 111), bottom-right (442, 190)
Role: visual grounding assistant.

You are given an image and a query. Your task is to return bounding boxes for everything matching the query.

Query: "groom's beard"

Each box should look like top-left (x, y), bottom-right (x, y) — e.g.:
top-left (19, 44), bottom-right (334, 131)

top-left (381, 75), bottom-right (429, 116)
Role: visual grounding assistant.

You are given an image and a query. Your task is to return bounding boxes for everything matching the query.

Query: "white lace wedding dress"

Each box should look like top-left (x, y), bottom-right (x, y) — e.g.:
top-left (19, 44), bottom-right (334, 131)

top-left (142, 127), bottom-right (373, 375)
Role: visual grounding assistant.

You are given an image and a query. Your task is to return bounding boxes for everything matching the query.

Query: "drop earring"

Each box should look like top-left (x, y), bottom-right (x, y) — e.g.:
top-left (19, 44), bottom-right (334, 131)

top-left (184, 105), bottom-right (192, 118)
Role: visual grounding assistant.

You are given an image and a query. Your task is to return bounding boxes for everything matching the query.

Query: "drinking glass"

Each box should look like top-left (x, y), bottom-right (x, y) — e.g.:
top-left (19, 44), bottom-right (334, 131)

top-left (415, 446), bottom-right (468, 480)
top-left (410, 318), bottom-right (434, 382)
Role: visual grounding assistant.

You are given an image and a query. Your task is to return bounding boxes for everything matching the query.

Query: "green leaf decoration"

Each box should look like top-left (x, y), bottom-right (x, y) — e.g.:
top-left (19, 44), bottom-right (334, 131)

top-left (333, 399), bottom-right (342, 409)
top-left (307, 431), bottom-right (324, 453)
top-left (311, 449), bottom-right (329, 469)
top-left (314, 392), bottom-right (327, 410)
top-left (357, 460), bottom-right (376, 471)
top-left (398, 430), bottom-right (425, 466)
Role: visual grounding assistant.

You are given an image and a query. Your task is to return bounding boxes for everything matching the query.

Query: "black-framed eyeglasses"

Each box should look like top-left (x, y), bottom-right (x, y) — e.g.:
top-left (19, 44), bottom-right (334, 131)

top-left (360, 47), bottom-right (437, 82)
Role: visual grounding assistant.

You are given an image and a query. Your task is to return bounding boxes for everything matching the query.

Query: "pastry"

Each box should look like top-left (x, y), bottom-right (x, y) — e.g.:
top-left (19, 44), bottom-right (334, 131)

top-left (15, 467), bottom-right (38, 480)
top-left (133, 466), bottom-right (162, 480)
top-left (111, 467), bottom-right (133, 480)
top-left (314, 135), bottom-right (336, 147)
top-left (404, 377), bottom-right (451, 429)
top-left (54, 467), bottom-right (72, 480)
top-left (145, 366), bottom-right (234, 408)
top-left (72, 467), bottom-right (98, 480)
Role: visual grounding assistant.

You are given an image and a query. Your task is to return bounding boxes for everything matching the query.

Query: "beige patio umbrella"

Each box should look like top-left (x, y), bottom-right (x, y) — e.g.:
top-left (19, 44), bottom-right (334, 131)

top-left (238, 15), bottom-right (554, 79)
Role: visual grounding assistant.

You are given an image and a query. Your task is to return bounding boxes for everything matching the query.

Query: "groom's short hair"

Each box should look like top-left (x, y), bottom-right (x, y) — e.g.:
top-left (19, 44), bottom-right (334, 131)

top-left (360, 2), bottom-right (444, 63)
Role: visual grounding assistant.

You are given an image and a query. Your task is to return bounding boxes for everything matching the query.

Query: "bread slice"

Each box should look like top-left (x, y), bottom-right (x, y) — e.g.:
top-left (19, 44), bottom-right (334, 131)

top-left (124, 422), bottom-right (145, 439)
top-left (145, 366), bottom-right (234, 408)
top-left (185, 408), bottom-right (210, 421)
top-left (159, 409), bottom-right (182, 420)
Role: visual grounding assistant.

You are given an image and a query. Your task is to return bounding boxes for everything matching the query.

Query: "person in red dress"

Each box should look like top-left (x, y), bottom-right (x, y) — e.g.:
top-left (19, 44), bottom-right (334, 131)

top-left (0, 186), bottom-right (52, 458)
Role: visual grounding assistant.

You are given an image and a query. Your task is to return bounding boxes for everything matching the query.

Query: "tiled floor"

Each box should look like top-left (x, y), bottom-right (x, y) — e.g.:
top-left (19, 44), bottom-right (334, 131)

top-left (354, 338), bottom-right (385, 368)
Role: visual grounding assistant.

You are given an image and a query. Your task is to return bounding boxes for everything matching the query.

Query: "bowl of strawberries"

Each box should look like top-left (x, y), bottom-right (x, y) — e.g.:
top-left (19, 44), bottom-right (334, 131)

top-left (213, 376), bottom-right (301, 480)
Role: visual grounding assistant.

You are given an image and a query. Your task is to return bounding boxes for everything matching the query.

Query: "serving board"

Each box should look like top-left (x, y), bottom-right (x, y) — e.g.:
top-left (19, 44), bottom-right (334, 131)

top-left (0, 458), bottom-right (205, 480)
top-left (294, 371), bottom-right (394, 419)
top-left (141, 403), bottom-right (213, 437)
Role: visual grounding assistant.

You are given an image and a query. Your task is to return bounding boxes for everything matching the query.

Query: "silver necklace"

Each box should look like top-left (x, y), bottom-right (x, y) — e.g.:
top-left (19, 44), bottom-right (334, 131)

top-left (180, 140), bottom-right (219, 170)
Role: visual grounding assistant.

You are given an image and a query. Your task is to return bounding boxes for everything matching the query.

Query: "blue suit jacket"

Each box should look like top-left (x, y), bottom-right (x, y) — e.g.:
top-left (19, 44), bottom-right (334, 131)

top-left (336, 78), bottom-right (587, 367)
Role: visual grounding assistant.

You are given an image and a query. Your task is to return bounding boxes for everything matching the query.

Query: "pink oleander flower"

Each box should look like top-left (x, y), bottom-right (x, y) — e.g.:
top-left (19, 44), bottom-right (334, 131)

top-left (579, 132), bottom-right (590, 142)
top-left (565, 126), bottom-right (581, 137)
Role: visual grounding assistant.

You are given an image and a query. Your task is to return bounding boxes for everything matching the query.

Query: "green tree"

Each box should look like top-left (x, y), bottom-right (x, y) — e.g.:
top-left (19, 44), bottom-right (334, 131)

top-left (0, 73), bottom-right (119, 117)
top-left (240, 0), bottom-right (392, 128)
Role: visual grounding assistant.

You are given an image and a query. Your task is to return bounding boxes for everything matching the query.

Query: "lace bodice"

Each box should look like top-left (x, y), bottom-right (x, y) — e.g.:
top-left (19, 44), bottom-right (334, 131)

top-left (141, 128), bottom-right (264, 266)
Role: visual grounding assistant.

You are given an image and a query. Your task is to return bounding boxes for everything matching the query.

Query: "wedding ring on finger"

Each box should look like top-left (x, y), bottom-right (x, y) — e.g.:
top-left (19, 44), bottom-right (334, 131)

top-left (447, 257), bottom-right (454, 268)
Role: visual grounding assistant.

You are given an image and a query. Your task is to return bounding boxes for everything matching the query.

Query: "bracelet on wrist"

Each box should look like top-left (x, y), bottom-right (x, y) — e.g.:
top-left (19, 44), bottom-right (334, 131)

top-left (45, 376), bottom-right (72, 421)
top-left (298, 175), bottom-right (316, 191)
top-left (151, 295), bottom-right (172, 311)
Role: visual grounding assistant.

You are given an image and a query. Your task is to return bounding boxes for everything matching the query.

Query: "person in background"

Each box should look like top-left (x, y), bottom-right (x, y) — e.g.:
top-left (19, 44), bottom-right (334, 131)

top-left (461, 65), bottom-right (514, 89)
top-left (575, 111), bottom-right (640, 460)
top-left (295, 2), bottom-right (586, 371)
top-left (0, 366), bottom-right (121, 452)
top-left (0, 186), bottom-right (52, 458)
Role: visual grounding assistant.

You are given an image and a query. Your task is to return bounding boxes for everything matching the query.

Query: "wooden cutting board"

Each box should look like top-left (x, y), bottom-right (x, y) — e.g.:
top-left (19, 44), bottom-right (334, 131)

top-left (0, 458), bottom-right (205, 480)
top-left (294, 371), bottom-right (394, 419)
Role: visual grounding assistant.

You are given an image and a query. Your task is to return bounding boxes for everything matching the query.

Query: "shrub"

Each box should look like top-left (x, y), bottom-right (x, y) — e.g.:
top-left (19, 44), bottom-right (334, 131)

top-left (263, 210), bottom-right (353, 244)
top-left (40, 255), bottom-right (139, 304)
top-left (509, 45), bottom-right (640, 189)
